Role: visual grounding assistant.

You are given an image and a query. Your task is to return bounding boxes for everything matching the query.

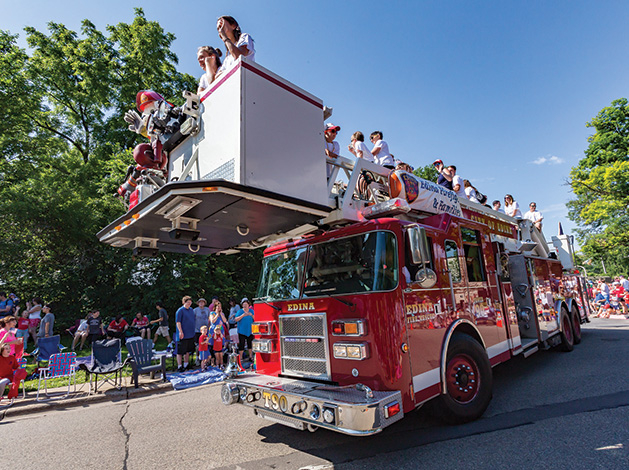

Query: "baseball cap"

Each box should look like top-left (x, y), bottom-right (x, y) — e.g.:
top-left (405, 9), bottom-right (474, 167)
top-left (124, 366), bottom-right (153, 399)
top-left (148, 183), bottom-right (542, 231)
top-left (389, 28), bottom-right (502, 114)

top-left (433, 159), bottom-right (443, 166)
top-left (325, 123), bottom-right (341, 132)
top-left (198, 298), bottom-right (207, 303)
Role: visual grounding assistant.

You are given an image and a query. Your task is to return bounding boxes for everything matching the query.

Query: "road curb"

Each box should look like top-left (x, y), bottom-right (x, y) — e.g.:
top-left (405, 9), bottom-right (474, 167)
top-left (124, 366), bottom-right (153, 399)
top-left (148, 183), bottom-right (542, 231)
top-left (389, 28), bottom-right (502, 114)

top-left (1, 381), bottom-right (175, 421)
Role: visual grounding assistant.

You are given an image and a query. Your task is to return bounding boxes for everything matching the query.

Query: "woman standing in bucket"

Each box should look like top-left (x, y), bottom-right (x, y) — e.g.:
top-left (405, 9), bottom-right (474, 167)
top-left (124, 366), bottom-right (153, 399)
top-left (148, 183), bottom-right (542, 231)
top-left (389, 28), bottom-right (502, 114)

top-left (216, 16), bottom-right (255, 77)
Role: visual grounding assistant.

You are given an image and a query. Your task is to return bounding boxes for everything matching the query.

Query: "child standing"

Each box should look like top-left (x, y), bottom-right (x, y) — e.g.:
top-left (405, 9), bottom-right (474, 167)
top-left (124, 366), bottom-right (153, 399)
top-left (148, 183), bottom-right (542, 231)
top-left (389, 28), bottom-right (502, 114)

top-left (213, 324), bottom-right (224, 369)
top-left (198, 325), bottom-right (210, 372)
top-left (16, 310), bottom-right (30, 351)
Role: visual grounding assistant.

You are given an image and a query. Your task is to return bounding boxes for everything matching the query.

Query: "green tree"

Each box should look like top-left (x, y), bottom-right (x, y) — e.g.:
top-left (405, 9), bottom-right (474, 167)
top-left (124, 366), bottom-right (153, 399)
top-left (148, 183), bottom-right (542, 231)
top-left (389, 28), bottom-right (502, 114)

top-left (413, 164), bottom-right (438, 182)
top-left (567, 98), bottom-right (629, 276)
top-left (0, 11), bottom-right (259, 327)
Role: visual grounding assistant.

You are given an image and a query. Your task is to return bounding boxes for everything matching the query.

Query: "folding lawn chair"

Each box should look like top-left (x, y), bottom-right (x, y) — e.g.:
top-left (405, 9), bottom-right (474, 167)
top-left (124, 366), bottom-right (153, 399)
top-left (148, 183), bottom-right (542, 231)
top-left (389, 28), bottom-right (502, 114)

top-left (36, 352), bottom-right (77, 401)
top-left (125, 338), bottom-right (167, 388)
top-left (35, 335), bottom-right (64, 365)
top-left (85, 339), bottom-right (128, 394)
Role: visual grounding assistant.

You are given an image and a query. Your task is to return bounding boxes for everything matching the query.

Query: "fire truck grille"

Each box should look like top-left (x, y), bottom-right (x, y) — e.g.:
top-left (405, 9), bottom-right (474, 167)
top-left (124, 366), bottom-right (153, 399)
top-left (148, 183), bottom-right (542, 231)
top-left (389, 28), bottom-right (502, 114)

top-left (279, 313), bottom-right (330, 381)
top-left (282, 358), bottom-right (328, 376)
top-left (279, 316), bottom-right (325, 337)
top-left (281, 340), bottom-right (326, 358)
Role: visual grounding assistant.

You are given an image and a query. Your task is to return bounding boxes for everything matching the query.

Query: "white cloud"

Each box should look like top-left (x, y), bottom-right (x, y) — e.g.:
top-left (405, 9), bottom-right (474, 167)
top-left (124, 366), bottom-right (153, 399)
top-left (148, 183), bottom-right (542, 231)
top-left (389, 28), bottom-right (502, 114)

top-left (531, 155), bottom-right (565, 165)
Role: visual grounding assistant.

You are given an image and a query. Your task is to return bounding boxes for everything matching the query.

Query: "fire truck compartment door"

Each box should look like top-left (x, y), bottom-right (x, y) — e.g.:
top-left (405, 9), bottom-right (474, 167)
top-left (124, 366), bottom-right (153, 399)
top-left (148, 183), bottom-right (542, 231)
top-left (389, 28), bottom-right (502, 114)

top-left (508, 254), bottom-right (539, 340)
top-left (97, 180), bottom-right (332, 255)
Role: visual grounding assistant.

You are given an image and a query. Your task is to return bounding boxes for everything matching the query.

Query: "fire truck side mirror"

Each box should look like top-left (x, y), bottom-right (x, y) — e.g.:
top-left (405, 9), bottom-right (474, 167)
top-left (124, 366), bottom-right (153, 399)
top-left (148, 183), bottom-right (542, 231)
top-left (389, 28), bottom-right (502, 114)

top-left (408, 226), bottom-right (430, 266)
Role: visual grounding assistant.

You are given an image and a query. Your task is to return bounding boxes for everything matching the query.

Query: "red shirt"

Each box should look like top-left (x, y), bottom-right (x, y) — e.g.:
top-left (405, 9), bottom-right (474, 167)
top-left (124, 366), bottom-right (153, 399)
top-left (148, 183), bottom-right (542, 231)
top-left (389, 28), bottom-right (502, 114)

top-left (108, 319), bottom-right (129, 332)
top-left (132, 316), bottom-right (149, 328)
top-left (0, 354), bottom-right (18, 380)
top-left (17, 318), bottom-right (29, 330)
top-left (198, 334), bottom-right (209, 351)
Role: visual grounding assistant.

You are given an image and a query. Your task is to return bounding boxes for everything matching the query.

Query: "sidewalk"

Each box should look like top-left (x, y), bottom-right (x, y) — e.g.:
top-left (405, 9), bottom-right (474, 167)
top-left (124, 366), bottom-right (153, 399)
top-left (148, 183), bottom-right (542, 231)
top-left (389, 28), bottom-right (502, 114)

top-left (1, 373), bottom-right (175, 421)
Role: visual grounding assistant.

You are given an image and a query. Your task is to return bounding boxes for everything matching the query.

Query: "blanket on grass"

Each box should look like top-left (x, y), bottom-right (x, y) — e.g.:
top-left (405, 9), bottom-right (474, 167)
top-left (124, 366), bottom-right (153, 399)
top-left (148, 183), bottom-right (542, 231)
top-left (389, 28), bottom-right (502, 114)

top-left (167, 367), bottom-right (226, 390)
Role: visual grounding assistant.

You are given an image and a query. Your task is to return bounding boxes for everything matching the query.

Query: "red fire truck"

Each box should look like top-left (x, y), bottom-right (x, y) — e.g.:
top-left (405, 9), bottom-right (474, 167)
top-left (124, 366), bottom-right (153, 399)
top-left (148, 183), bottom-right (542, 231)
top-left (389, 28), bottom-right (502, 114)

top-left (98, 57), bottom-right (590, 436)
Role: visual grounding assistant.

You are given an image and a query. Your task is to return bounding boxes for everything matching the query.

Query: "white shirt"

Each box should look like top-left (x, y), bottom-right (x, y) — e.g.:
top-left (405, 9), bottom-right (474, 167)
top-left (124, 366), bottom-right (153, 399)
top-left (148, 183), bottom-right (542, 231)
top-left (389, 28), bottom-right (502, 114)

top-left (452, 175), bottom-right (466, 198)
top-left (325, 140), bottom-right (340, 157)
top-left (353, 141), bottom-right (375, 163)
top-left (524, 210), bottom-right (543, 226)
top-left (465, 186), bottom-right (479, 203)
top-left (325, 140), bottom-right (340, 178)
top-left (505, 202), bottom-right (522, 218)
top-left (621, 278), bottom-right (629, 292)
top-left (218, 33), bottom-right (255, 75)
top-left (372, 140), bottom-right (394, 167)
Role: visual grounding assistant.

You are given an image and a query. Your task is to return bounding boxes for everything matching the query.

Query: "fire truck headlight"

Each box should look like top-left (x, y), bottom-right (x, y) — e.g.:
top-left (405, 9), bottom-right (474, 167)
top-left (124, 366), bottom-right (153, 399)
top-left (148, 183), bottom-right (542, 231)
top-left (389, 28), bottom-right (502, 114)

top-left (334, 343), bottom-right (368, 360)
top-left (333, 344), bottom-right (348, 358)
top-left (252, 339), bottom-right (274, 353)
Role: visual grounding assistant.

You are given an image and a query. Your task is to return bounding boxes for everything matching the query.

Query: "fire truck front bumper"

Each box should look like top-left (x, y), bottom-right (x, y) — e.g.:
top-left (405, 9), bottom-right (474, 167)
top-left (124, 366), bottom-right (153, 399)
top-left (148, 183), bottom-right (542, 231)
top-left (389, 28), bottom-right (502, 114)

top-left (221, 374), bottom-right (404, 436)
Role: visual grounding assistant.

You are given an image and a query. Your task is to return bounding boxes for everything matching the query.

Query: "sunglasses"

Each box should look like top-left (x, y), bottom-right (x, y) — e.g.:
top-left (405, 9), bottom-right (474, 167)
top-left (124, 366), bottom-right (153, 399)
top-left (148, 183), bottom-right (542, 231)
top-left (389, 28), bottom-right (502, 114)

top-left (328, 130), bottom-right (337, 134)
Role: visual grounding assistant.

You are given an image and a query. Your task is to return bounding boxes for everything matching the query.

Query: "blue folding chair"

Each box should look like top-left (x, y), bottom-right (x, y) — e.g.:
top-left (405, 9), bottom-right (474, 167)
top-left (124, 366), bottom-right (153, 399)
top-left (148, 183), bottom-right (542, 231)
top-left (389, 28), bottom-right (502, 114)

top-left (126, 338), bottom-right (167, 388)
top-left (35, 335), bottom-right (64, 365)
top-left (84, 339), bottom-right (128, 394)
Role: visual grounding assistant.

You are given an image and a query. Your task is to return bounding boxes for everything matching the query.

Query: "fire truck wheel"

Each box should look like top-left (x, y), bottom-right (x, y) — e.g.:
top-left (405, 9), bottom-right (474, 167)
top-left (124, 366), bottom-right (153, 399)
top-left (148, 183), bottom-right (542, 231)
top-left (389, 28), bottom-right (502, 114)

top-left (559, 307), bottom-right (574, 352)
top-left (570, 304), bottom-right (582, 345)
top-left (438, 333), bottom-right (493, 424)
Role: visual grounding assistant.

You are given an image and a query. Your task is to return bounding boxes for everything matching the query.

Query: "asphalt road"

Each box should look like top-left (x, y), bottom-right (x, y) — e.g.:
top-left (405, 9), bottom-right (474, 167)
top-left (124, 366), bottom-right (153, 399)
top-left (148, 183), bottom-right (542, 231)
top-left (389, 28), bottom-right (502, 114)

top-left (2, 317), bottom-right (628, 470)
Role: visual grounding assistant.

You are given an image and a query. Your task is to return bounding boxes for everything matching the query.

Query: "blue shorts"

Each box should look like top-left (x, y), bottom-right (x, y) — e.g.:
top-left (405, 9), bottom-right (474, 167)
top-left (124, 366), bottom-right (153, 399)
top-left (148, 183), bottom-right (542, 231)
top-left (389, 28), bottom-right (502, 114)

top-left (199, 350), bottom-right (211, 360)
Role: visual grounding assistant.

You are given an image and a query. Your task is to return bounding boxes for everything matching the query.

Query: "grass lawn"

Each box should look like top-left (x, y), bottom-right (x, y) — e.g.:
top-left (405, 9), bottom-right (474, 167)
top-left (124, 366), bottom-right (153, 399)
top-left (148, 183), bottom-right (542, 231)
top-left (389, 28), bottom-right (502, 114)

top-left (19, 334), bottom-right (178, 392)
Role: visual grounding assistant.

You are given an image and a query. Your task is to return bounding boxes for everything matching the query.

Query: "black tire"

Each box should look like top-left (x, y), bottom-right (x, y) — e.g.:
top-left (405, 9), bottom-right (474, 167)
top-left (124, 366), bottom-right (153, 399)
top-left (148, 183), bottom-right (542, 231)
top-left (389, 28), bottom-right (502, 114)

top-left (436, 333), bottom-right (493, 424)
top-left (570, 304), bottom-right (582, 345)
top-left (559, 306), bottom-right (574, 352)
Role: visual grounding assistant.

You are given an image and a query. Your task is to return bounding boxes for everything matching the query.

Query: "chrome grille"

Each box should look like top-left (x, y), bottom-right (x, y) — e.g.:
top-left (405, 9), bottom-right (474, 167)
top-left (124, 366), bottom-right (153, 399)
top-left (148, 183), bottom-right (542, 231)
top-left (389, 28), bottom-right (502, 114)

top-left (279, 313), bottom-right (330, 380)
top-left (280, 316), bottom-right (325, 337)
top-left (282, 358), bottom-right (328, 376)
top-left (281, 340), bottom-right (326, 358)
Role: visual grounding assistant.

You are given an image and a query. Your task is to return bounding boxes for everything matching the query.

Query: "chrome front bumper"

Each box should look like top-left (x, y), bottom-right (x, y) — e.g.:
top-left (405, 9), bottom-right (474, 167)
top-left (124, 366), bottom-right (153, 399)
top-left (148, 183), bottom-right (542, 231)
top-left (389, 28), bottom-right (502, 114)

top-left (221, 374), bottom-right (404, 436)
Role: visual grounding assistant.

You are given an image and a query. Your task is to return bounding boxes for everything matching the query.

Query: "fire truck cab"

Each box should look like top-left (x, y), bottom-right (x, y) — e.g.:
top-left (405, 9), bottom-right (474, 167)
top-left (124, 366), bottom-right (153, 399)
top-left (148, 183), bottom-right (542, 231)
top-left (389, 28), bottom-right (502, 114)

top-left (98, 57), bottom-right (590, 436)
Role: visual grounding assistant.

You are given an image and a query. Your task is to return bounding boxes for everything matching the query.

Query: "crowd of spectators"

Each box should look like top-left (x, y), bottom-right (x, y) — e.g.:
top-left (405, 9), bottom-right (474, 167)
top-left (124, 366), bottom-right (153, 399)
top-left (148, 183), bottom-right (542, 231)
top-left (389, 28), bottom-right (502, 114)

top-left (589, 277), bottom-right (629, 318)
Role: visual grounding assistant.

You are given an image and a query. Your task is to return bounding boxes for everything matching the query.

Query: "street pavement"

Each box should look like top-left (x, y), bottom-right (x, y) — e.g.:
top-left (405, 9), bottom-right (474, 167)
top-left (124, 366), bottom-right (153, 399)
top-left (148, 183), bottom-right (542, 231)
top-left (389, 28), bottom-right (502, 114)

top-left (2, 317), bottom-right (628, 470)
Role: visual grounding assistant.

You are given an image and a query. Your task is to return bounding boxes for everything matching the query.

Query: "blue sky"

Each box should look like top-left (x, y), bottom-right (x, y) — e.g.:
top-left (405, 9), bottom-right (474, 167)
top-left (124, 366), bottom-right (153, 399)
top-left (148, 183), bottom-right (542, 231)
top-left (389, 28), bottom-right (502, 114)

top-left (5, 0), bottom-right (629, 245)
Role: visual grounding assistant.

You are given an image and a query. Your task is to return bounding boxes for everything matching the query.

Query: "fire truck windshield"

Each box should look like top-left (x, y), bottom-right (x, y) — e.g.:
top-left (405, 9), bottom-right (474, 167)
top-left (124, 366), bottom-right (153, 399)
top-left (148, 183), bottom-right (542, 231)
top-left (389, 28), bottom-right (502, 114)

top-left (256, 247), bottom-right (307, 301)
top-left (303, 231), bottom-right (398, 296)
